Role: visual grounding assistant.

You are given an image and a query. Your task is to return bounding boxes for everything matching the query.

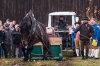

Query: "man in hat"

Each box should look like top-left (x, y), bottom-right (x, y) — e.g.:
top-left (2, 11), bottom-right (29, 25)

top-left (4, 23), bottom-right (13, 58)
top-left (74, 16), bottom-right (94, 59)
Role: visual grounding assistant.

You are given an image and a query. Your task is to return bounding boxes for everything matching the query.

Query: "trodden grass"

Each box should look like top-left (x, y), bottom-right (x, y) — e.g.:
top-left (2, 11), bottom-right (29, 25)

top-left (0, 58), bottom-right (56, 66)
top-left (70, 57), bottom-right (100, 66)
top-left (0, 50), bottom-right (100, 66)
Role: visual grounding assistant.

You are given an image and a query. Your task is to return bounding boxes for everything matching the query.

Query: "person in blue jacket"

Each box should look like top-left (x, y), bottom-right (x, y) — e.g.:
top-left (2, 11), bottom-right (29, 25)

top-left (89, 18), bottom-right (99, 59)
top-left (70, 26), bottom-right (76, 47)
top-left (96, 25), bottom-right (100, 46)
top-left (69, 26), bottom-right (76, 56)
top-left (95, 24), bottom-right (100, 59)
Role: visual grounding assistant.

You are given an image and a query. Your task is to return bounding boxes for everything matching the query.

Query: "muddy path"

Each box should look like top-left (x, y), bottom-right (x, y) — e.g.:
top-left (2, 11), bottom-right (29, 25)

top-left (56, 57), bottom-right (72, 66)
top-left (11, 58), bottom-right (73, 66)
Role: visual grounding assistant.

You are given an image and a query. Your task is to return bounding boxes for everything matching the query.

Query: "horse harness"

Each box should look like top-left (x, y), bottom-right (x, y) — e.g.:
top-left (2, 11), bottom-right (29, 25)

top-left (26, 16), bottom-right (44, 45)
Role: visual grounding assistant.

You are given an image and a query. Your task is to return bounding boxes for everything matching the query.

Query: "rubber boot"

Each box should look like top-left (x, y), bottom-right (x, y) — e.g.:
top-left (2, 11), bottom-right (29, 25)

top-left (81, 51), bottom-right (85, 60)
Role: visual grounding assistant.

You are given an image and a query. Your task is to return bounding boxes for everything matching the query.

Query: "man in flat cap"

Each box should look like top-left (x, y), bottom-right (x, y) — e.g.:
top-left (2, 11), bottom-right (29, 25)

top-left (4, 23), bottom-right (10, 27)
top-left (74, 16), bottom-right (94, 59)
top-left (4, 23), bottom-right (13, 58)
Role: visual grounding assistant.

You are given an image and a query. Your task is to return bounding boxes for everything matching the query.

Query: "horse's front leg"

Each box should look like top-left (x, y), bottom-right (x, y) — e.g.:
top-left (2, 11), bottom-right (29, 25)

top-left (22, 45), bottom-right (28, 61)
top-left (22, 44), bottom-right (33, 62)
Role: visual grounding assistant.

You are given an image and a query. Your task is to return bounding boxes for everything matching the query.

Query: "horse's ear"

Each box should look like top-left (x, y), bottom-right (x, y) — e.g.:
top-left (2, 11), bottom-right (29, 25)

top-left (28, 10), bottom-right (32, 15)
top-left (29, 10), bottom-right (32, 13)
top-left (28, 10), bottom-right (34, 18)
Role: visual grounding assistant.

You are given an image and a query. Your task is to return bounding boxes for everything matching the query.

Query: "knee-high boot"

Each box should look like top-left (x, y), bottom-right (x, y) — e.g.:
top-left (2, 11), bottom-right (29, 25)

top-left (94, 49), bottom-right (99, 59)
top-left (84, 49), bottom-right (86, 56)
top-left (76, 49), bottom-right (79, 57)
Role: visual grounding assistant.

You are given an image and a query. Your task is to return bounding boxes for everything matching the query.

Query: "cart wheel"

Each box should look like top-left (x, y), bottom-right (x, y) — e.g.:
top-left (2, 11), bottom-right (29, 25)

top-left (59, 53), bottom-right (63, 60)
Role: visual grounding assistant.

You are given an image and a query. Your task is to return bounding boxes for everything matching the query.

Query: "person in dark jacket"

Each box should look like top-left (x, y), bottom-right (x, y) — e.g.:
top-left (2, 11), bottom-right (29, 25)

top-left (0, 25), bottom-right (8, 58)
top-left (12, 24), bottom-right (21, 58)
top-left (4, 23), bottom-right (13, 58)
top-left (58, 16), bottom-right (67, 49)
top-left (58, 16), bottom-right (66, 30)
top-left (74, 17), bottom-right (94, 60)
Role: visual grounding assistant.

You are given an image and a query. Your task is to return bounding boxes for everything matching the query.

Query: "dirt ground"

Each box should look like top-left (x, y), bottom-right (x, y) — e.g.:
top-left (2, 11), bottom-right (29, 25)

top-left (10, 58), bottom-right (72, 66)
top-left (56, 58), bottom-right (72, 66)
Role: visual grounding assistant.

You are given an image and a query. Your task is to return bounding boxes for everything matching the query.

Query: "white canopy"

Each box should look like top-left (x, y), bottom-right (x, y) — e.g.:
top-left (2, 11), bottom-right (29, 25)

top-left (48, 12), bottom-right (76, 27)
top-left (49, 12), bottom-right (76, 16)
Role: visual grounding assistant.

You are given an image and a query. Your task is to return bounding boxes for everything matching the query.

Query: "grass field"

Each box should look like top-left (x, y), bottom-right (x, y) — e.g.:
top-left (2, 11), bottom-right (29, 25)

top-left (0, 58), bottom-right (56, 66)
top-left (0, 50), bottom-right (100, 66)
top-left (71, 57), bottom-right (100, 66)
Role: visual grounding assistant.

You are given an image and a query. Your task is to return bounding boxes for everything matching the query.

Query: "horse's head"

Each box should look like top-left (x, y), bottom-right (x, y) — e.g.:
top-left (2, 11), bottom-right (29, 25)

top-left (20, 10), bottom-right (37, 45)
top-left (20, 16), bottom-right (32, 44)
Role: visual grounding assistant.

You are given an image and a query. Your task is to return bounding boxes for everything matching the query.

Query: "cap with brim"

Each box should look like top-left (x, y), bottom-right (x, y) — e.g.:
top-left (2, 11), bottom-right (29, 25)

top-left (83, 17), bottom-right (89, 20)
top-left (4, 23), bottom-right (10, 27)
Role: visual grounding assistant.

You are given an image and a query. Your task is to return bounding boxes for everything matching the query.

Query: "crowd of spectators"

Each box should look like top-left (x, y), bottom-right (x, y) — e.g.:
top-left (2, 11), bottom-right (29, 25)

top-left (0, 18), bottom-right (23, 58)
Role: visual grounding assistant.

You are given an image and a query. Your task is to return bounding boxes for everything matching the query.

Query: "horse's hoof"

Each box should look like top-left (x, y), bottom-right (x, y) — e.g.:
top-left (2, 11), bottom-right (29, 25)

top-left (23, 58), bottom-right (28, 62)
top-left (50, 55), bottom-right (55, 58)
top-left (29, 59), bottom-right (33, 62)
top-left (23, 59), bottom-right (28, 62)
top-left (43, 57), bottom-right (48, 60)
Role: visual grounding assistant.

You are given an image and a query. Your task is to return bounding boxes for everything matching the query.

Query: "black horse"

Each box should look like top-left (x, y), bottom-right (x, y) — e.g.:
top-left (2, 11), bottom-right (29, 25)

top-left (20, 11), bottom-right (52, 61)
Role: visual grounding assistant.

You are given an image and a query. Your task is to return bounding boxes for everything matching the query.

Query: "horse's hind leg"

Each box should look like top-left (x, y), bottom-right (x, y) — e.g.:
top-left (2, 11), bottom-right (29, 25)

top-left (43, 48), bottom-right (48, 60)
top-left (42, 43), bottom-right (53, 60)
top-left (46, 41), bottom-right (52, 55)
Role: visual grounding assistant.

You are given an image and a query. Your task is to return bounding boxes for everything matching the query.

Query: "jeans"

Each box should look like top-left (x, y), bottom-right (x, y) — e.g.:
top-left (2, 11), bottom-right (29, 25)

top-left (0, 44), bottom-right (3, 56)
top-left (0, 43), bottom-right (8, 58)
top-left (12, 43), bottom-right (23, 58)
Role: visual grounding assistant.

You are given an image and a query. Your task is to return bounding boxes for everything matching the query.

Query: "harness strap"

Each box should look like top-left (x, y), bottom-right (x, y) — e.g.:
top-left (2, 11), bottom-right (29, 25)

top-left (27, 17), bottom-right (36, 44)
top-left (31, 18), bottom-right (36, 33)
top-left (36, 22), bottom-right (44, 38)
